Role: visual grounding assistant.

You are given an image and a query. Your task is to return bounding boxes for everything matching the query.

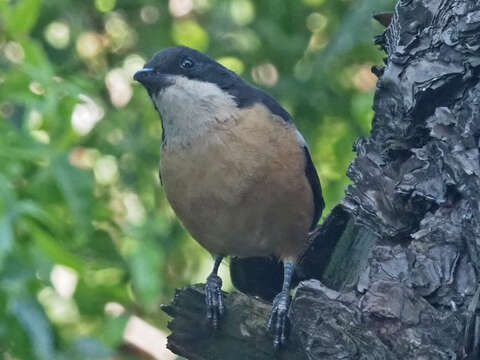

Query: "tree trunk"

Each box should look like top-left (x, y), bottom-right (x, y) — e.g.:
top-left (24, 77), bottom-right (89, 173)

top-left (163, 0), bottom-right (480, 358)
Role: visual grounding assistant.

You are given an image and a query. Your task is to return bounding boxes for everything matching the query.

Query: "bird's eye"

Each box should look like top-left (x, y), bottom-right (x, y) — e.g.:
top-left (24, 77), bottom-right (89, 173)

top-left (180, 57), bottom-right (194, 69)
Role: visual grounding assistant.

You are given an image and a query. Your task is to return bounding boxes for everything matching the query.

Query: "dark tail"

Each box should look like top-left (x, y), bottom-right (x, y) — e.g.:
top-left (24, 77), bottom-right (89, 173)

top-left (229, 205), bottom-right (351, 302)
top-left (230, 256), bottom-right (285, 302)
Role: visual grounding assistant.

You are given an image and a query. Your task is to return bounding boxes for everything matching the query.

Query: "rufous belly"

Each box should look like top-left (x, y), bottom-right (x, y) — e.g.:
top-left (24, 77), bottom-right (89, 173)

top-left (160, 105), bottom-right (314, 262)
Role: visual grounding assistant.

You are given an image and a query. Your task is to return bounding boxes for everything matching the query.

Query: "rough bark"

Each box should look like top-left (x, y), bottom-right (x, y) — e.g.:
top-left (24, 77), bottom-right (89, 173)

top-left (163, 0), bottom-right (480, 358)
top-left (162, 285), bottom-right (307, 360)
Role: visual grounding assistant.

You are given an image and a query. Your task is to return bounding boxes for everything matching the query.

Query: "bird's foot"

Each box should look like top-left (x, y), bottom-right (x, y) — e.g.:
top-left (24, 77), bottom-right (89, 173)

top-left (205, 273), bottom-right (224, 329)
top-left (267, 289), bottom-right (291, 350)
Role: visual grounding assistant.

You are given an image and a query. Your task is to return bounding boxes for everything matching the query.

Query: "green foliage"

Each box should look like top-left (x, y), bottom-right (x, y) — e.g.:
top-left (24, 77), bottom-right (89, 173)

top-left (0, 0), bottom-right (394, 358)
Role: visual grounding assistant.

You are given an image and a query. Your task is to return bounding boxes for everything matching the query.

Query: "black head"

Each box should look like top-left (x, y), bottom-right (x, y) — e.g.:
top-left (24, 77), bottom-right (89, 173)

top-left (133, 46), bottom-right (241, 95)
top-left (134, 46), bottom-right (291, 123)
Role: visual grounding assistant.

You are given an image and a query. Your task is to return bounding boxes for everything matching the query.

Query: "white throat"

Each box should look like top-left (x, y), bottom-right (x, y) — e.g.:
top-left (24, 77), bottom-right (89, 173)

top-left (152, 76), bottom-right (239, 149)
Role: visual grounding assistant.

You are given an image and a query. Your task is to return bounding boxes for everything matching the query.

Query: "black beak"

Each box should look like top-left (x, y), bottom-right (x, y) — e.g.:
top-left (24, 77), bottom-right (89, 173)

top-left (133, 67), bottom-right (154, 82)
top-left (133, 68), bottom-right (173, 93)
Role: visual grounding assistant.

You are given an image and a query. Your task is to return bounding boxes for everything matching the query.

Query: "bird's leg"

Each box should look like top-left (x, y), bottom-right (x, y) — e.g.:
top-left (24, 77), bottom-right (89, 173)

top-left (205, 255), bottom-right (224, 329)
top-left (267, 261), bottom-right (294, 350)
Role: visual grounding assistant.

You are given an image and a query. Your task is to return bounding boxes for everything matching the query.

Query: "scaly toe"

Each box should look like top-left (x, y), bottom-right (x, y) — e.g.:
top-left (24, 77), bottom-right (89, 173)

top-left (205, 274), bottom-right (224, 328)
top-left (267, 290), bottom-right (291, 349)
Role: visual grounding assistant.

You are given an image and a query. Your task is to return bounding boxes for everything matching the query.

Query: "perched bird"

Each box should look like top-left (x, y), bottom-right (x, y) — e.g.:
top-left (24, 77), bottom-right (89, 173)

top-left (134, 46), bottom-right (324, 349)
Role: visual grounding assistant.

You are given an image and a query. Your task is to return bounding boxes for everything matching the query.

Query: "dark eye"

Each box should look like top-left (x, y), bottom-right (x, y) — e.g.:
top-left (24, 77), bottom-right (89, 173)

top-left (180, 57), bottom-right (194, 69)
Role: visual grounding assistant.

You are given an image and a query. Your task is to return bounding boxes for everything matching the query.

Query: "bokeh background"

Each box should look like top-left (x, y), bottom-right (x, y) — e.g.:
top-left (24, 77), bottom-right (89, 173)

top-left (0, 0), bottom-right (394, 358)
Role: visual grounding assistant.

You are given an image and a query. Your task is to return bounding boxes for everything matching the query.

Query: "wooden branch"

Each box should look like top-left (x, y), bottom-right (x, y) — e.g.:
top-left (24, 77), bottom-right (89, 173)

top-left (162, 279), bottom-right (464, 359)
top-left (161, 284), bottom-right (306, 360)
top-left (161, 282), bottom-right (394, 360)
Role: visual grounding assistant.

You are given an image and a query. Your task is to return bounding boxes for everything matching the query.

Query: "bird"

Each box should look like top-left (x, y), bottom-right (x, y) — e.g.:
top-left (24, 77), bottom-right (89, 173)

top-left (133, 45), bottom-right (324, 349)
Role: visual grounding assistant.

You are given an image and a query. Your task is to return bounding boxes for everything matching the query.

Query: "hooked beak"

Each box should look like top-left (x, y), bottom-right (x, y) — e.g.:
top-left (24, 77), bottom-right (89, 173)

top-left (133, 68), bottom-right (173, 94)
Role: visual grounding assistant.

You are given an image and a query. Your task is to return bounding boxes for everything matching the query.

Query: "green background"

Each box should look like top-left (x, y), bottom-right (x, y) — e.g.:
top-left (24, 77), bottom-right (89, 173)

top-left (0, 0), bottom-right (393, 358)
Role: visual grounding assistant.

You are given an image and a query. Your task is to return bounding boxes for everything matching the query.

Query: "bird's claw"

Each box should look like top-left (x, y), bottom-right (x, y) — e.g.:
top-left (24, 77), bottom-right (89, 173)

top-left (267, 289), bottom-right (291, 350)
top-left (205, 273), bottom-right (224, 329)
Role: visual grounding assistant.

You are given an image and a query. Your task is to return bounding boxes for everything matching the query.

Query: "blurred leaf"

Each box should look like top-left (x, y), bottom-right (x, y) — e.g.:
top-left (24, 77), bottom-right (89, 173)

top-left (4, 0), bottom-right (42, 36)
top-left (10, 297), bottom-right (55, 360)
top-left (74, 278), bottom-right (129, 316)
top-left (0, 254), bottom-right (35, 295)
top-left (27, 220), bottom-right (84, 271)
top-left (63, 337), bottom-right (112, 360)
top-left (78, 230), bottom-right (124, 266)
top-left (20, 38), bottom-right (54, 78)
top-left (172, 20), bottom-right (209, 50)
top-left (313, 0), bottom-right (391, 69)
top-left (0, 218), bottom-right (14, 267)
top-left (51, 154), bottom-right (94, 237)
top-left (0, 315), bottom-right (36, 359)
top-left (0, 175), bottom-right (15, 267)
top-left (128, 237), bottom-right (163, 306)
top-left (98, 314), bottom-right (129, 347)
top-left (0, 175), bottom-right (15, 207)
